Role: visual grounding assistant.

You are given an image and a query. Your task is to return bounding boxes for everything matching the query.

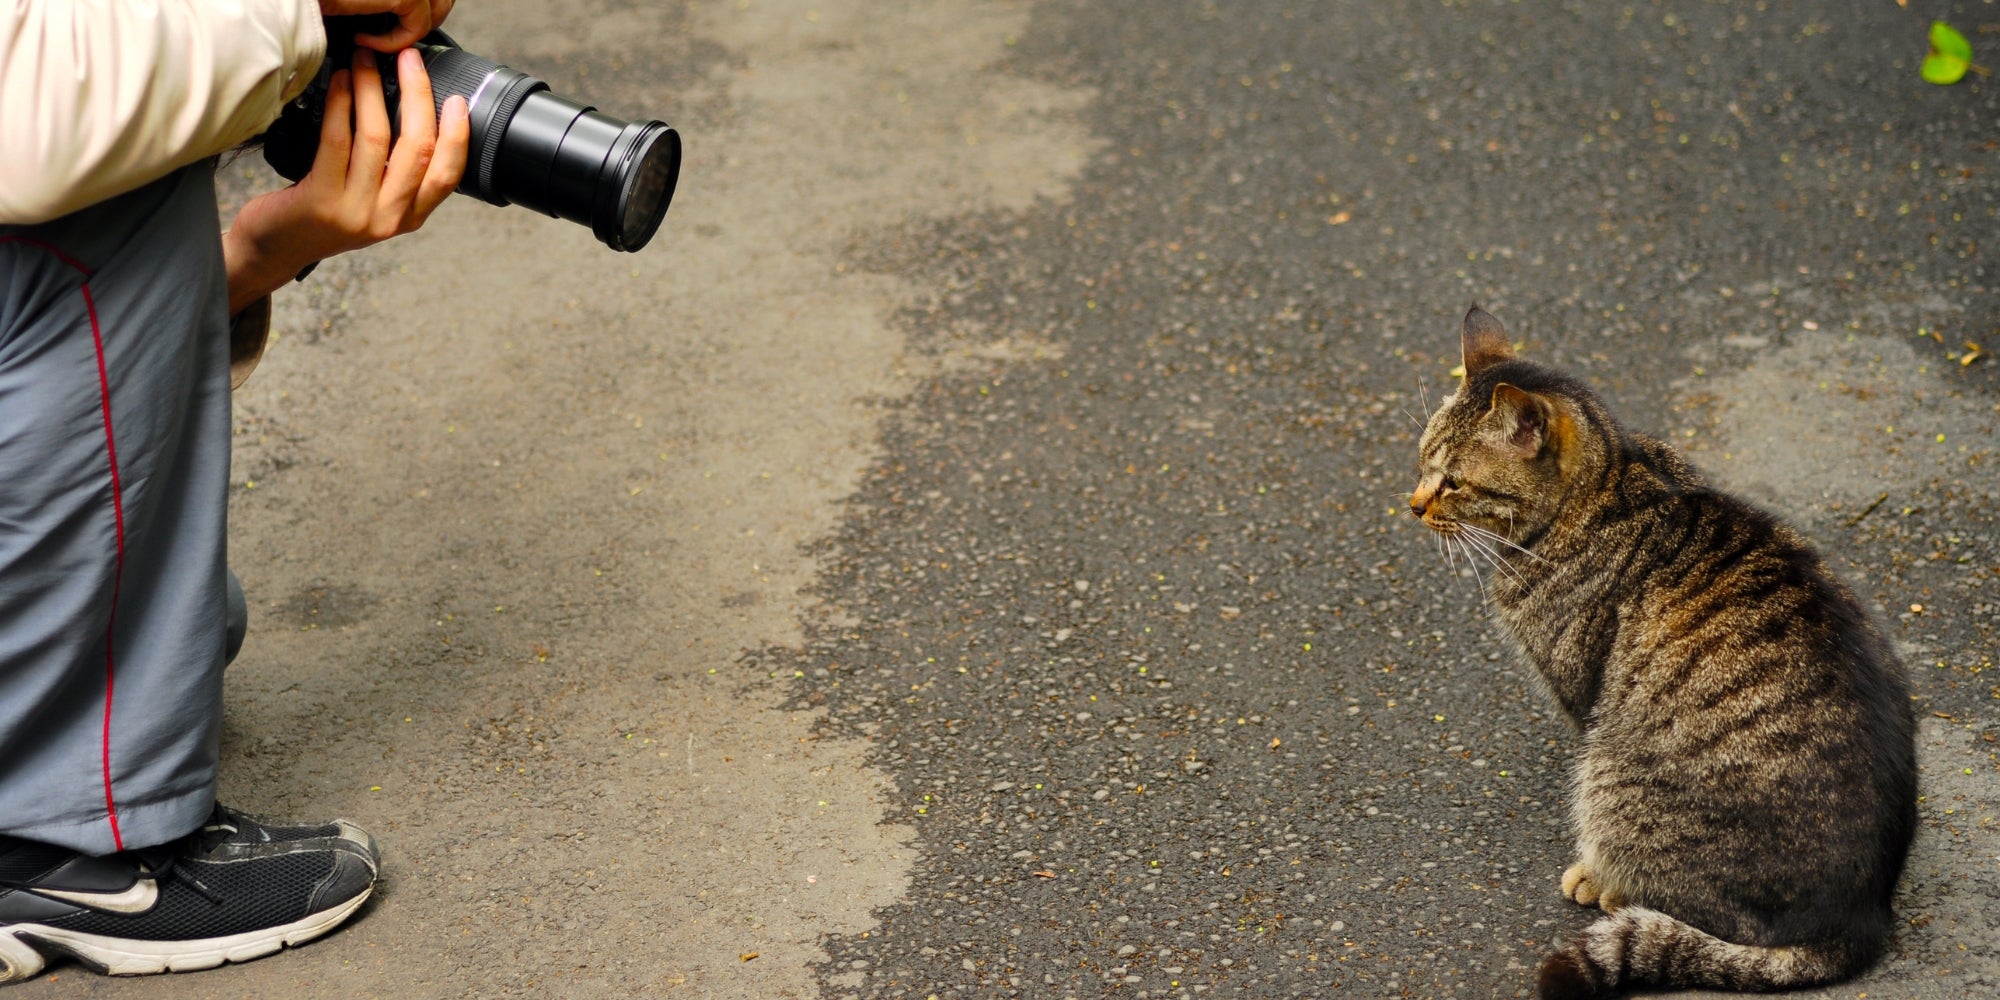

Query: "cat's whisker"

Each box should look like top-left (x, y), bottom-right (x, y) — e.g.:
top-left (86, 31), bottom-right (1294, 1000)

top-left (1492, 542), bottom-right (1543, 570)
top-left (1417, 376), bottom-right (1432, 419)
top-left (1464, 536), bottom-right (1520, 588)
top-left (1464, 523), bottom-right (1548, 565)
top-left (1453, 536), bottom-right (1487, 593)
top-left (1459, 531), bottom-right (1529, 587)
top-left (1456, 530), bottom-right (1500, 573)
top-left (1482, 539), bottom-right (1532, 587)
top-left (1399, 406), bottom-right (1424, 428)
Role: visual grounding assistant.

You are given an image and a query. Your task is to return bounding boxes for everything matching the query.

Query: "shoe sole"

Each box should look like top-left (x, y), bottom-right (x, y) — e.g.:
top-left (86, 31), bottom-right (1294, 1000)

top-left (0, 885), bottom-right (371, 984)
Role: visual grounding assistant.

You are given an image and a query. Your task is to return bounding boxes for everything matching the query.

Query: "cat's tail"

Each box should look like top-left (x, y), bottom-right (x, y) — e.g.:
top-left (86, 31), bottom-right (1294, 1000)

top-left (1535, 906), bottom-right (1878, 1000)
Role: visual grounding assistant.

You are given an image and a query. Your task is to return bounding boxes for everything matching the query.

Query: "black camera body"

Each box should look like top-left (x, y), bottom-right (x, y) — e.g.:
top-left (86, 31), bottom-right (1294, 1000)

top-left (262, 18), bottom-right (680, 252)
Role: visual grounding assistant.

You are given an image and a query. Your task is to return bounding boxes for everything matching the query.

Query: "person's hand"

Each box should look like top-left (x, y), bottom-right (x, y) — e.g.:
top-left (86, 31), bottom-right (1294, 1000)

top-left (318, 0), bottom-right (457, 52)
top-left (223, 47), bottom-right (470, 315)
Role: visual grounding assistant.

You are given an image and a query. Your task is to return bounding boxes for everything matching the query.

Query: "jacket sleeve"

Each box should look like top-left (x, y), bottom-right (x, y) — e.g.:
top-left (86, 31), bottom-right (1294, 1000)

top-left (0, 0), bottom-right (327, 224)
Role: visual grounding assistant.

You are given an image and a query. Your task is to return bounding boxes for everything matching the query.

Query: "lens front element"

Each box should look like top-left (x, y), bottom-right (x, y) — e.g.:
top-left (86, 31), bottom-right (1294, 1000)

top-left (605, 123), bottom-right (681, 253)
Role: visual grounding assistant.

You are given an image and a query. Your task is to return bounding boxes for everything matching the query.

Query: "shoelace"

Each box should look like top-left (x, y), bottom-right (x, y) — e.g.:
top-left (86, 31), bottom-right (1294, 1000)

top-left (135, 858), bottom-right (226, 907)
top-left (124, 817), bottom-right (240, 908)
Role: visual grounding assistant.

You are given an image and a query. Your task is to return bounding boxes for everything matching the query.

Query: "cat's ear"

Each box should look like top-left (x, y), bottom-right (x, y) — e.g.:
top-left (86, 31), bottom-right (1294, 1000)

top-left (1487, 383), bottom-right (1547, 459)
top-left (1461, 305), bottom-right (1514, 377)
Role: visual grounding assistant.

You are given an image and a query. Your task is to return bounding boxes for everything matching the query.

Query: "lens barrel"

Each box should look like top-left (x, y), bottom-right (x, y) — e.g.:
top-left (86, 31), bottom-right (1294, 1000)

top-left (413, 41), bottom-right (680, 252)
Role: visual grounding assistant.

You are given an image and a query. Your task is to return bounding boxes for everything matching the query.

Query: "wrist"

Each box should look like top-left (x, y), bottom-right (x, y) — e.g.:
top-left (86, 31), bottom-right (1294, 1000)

top-left (222, 222), bottom-right (316, 316)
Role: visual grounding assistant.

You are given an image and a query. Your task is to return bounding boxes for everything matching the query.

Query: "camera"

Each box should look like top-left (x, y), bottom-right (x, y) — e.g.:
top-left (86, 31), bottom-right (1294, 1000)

top-left (260, 17), bottom-right (680, 252)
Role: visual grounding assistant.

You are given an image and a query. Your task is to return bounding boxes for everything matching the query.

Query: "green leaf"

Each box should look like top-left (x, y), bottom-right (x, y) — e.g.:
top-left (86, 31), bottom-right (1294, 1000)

top-left (1933, 21), bottom-right (1974, 63)
top-left (1923, 21), bottom-right (1973, 86)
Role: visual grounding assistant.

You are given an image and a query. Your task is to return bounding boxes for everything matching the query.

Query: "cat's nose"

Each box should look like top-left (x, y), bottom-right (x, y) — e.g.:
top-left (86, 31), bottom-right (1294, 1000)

top-left (1410, 473), bottom-right (1445, 517)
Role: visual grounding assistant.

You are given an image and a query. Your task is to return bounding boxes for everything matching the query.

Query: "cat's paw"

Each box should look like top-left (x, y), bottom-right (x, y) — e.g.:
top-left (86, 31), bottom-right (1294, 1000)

top-left (1560, 862), bottom-right (1601, 907)
top-left (1560, 862), bottom-right (1627, 912)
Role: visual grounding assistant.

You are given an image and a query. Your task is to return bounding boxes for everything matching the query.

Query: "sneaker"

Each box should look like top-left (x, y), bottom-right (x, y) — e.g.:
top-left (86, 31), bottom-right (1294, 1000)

top-left (0, 805), bottom-right (378, 983)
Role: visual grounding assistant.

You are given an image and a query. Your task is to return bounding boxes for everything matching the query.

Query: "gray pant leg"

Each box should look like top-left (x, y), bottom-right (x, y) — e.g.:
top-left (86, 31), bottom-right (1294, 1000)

top-left (0, 163), bottom-right (234, 854)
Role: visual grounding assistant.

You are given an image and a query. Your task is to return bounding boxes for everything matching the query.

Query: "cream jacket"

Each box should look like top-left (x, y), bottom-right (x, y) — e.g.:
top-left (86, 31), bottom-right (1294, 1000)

top-left (1, 0), bottom-right (327, 224)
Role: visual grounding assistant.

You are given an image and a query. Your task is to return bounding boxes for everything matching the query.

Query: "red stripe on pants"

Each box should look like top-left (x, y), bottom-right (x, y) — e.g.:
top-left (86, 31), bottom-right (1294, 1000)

top-left (0, 236), bottom-right (127, 850)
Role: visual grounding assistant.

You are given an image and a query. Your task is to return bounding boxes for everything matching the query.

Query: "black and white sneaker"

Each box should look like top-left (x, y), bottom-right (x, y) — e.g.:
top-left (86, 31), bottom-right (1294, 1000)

top-left (0, 805), bottom-right (379, 984)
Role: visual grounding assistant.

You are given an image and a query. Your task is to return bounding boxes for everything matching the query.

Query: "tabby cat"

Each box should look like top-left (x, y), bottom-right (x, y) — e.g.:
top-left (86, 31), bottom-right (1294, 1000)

top-left (1407, 306), bottom-right (1917, 999)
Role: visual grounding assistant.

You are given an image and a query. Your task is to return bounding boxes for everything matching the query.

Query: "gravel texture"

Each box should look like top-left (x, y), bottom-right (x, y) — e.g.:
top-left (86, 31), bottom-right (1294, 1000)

top-left (29, 2), bottom-right (1997, 998)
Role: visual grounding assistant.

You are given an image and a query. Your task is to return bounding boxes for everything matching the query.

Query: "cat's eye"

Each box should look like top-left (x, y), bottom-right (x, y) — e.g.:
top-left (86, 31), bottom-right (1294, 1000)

top-left (1439, 474), bottom-right (1458, 492)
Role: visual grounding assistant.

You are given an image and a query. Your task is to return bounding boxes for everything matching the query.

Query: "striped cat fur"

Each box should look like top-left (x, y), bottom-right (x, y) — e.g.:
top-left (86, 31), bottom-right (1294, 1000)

top-left (1407, 306), bottom-right (1917, 999)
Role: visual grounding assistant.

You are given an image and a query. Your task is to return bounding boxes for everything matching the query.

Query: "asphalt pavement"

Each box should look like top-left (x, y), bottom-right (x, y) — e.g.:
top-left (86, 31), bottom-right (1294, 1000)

top-left (28, 2), bottom-right (1997, 999)
top-left (780, 1), bottom-right (2000, 997)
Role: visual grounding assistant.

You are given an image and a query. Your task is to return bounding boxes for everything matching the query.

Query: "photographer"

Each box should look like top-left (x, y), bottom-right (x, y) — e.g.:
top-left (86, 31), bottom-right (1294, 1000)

top-left (0, 0), bottom-right (468, 981)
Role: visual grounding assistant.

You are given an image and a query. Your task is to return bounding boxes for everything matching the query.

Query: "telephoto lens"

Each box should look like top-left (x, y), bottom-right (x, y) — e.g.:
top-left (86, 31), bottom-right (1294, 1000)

top-left (262, 25), bottom-right (680, 253)
top-left (413, 38), bottom-right (680, 252)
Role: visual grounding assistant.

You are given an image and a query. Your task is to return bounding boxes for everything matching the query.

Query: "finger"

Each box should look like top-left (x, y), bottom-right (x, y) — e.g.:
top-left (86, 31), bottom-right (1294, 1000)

top-left (379, 47), bottom-right (438, 218)
top-left (353, 0), bottom-right (432, 52)
top-left (308, 69), bottom-right (355, 185)
top-left (410, 94), bottom-right (470, 226)
top-left (346, 48), bottom-right (392, 193)
top-left (430, 0), bottom-right (456, 29)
